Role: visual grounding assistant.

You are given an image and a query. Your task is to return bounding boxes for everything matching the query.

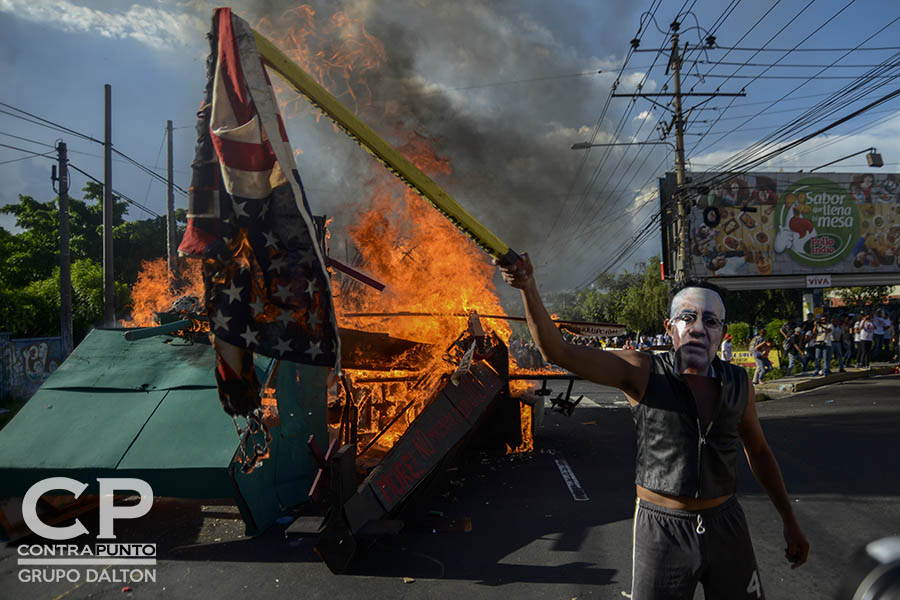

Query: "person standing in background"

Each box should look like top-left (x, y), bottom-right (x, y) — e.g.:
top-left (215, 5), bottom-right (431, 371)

top-left (841, 316), bottom-right (854, 368)
top-left (721, 333), bottom-right (733, 363)
top-left (831, 316), bottom-right (846, 373)
top-left (751, 328), bottom-right (770, 384)
top-left (858, 313), bottom-right (875, 368)
top-left (813, 316), bottom-right (833, 376)
top-left (784, 327), bottom-right (804, 376)
top-left (801, 327), bottom-right (816, 376)
top-left (872, 309), bottom-right (888, 360)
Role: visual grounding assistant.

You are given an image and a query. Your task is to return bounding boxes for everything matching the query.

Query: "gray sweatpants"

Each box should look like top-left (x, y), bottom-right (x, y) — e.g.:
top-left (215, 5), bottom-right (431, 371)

top-left (628, 496), bottom-right (764, 600)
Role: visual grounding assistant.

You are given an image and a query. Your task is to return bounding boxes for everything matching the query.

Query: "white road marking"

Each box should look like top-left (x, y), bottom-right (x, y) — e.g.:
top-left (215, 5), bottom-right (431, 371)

top-left (553, 453), bottom-right (589, 501)
top-left (577, 395), bottom-right (630, 409)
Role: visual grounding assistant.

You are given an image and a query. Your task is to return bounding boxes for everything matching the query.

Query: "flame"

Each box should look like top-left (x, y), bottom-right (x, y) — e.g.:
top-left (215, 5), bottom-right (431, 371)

top-left (507, 402), bottom-right (533, 454)
top-left (122, 258), bottom-right (205, 327)
top-left (260, 7), bottom-right (531, 454)
top-left (256, 6), bottom-right (386, 117)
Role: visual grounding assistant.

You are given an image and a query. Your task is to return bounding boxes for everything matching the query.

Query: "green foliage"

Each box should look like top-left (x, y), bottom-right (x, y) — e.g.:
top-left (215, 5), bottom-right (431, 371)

top-left (615, 257), bottom-right (669, 334)
top-left (0, 183), bottom-right (166, 340)
top-left (547, 257), bottom-right (670, 335)
top-left (0, 260), bottom-right (131, 339)
top-left (728, 322), bottom-right (751, 349)
top-left (766, 319), bottom-right (785, 342)
top-left (834, 286), bottom-right (890, 311)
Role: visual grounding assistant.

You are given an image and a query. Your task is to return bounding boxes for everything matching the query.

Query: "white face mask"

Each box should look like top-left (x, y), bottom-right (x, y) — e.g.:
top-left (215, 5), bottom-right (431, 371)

top-left (668, 288), bottom-right (726, 374)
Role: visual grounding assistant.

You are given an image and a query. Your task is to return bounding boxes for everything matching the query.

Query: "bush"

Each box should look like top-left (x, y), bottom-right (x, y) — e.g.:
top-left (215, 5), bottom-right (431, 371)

top-left (728, 322), bottom-right (751, 350)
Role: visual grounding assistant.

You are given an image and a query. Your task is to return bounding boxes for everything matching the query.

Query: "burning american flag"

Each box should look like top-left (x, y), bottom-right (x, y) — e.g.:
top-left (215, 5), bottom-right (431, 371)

top-left (178, 7), bottom-right (339, 417)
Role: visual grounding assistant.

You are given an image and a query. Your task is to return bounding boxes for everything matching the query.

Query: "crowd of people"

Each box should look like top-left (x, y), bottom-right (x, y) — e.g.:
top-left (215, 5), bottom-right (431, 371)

top-left (509, 332), bottom-right (674, 368)
top-left (510, 306), bottom-right (899, 381)
top-left (725, 307), bottom-right (900, 382)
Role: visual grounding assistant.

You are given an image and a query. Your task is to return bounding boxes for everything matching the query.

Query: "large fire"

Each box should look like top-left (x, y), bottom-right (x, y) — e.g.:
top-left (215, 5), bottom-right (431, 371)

top-left (127, 5), bottom-right (535, 457)
top-left (122, 258), bottom-right (205, 327)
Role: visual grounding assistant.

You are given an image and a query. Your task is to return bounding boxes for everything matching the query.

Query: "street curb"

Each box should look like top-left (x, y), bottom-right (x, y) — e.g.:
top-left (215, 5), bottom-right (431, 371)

top-left (755, 365), bottom-right (897, 400)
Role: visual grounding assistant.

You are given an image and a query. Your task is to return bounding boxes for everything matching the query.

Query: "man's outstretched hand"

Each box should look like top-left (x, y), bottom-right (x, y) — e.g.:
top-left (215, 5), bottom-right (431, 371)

top-left (784, 518), bottom-right (809, 569)
top-left (497, 253), bottom-right (534, 290)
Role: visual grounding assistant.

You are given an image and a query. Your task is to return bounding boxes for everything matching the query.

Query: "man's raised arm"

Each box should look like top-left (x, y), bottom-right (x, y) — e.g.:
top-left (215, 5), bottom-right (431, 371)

top-left (498, 254), bottom-right (649, 400)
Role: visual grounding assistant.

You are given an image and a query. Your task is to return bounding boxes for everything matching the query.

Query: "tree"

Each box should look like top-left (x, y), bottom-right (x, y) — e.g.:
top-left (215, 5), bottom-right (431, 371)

top-left (835, 286), bottom-right (891, 312)
top-left (0, 184), bottom-right (182, 341)
top-left (615, 257), bottom-right (670, 334)
top-left (721, 288), bottom-right (803, 327)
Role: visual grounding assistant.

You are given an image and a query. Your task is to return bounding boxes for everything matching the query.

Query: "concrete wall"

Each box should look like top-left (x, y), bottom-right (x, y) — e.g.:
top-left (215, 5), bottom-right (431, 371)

top-left (0, 333), bottom-right (65, 400)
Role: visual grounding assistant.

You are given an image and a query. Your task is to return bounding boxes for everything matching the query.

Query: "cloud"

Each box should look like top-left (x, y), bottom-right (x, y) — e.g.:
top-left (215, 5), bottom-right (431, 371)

top-left (688, 110), bottom-right (900, 174)
top-left (0, 0), bottom-right (206, 50)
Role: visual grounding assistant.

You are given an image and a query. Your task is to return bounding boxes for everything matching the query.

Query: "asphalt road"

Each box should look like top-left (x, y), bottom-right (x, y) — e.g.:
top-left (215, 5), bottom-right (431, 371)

top-left (2, 374), bottom-right (899, 599)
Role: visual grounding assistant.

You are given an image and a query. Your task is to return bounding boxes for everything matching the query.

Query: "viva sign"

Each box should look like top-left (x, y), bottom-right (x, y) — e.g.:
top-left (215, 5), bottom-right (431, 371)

top-left (774, 177), bottom-right (860, 267)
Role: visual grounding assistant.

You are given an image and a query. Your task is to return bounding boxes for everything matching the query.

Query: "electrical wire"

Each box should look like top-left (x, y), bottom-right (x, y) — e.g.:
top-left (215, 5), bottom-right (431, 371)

top-left (0, 100), bottom-right (188, 195)
top-left (535, 0), bottom-right (665, 262)
top-left (0, 151), bottom-right (55, 166)
top-left (681, 2), bottom-right (897, 190)
top-left (67, 162), bottom-right (163, 218)
top-left (0, 131), bottom-right (55, 148)
top-left (550, 2), bottom-right (730, 271)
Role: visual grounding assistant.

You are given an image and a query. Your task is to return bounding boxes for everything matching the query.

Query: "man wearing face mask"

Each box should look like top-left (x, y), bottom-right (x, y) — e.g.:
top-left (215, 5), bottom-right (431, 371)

top-left (499, 255), bottom-right (808, 600)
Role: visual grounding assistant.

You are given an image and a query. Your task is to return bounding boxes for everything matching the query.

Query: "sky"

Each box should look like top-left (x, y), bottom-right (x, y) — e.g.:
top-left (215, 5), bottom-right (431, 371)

top-left (2, 0), bottom-right (900, 292)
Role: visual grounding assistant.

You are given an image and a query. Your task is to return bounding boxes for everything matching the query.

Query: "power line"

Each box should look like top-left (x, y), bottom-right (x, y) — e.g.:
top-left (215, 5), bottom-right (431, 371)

top-left (535, 0), bottom-right (665, 262)
top-left (552, 2), bottom-right (732, 268)
top-left (693, 59), bottom-right (900, 69)
top-left (686, 3), bottom-right (894, 170)
top-left (712, 44), bottom-right (900, 52)
top-left (0, 131), bottom-right (55, 148)
top-left (0, 150), bottom-right (55, 166)
top-left (144, 126), bottom-right (168, 205)
top-left (0, 142), bottom-right (53, 157)
top-left (698, 72), bottom-right (900, 80)
top-left (0, 101), bottom-right (102, 144)
top-left (67, 162), bottom-right (163, 218)
top-left (689, 84), bottom-right (900, 194)
top-left (0, 100), bottom-right (188, 195)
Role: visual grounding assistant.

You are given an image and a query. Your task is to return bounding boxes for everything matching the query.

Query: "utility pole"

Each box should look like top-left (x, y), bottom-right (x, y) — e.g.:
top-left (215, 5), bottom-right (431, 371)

top-left (669, 28), bottom-right (689, 283)
top-left (166, 119), bottom-right (176, 276)
top-left (610, 22), bottom-right (745, 282)
top-left (103, 84), bottom-right (115, 327)
top-left (56, 141), bottom-right (73, 356)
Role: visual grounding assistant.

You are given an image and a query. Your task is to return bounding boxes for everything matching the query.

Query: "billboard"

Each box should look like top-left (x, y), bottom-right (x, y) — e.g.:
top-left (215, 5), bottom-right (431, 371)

top-left (659, 172), bottom-right (900, 282)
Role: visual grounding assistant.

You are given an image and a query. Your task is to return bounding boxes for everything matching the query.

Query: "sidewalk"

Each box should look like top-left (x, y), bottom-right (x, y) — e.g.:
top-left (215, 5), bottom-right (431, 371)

top-left (755, 362), bottom-right (899, 400)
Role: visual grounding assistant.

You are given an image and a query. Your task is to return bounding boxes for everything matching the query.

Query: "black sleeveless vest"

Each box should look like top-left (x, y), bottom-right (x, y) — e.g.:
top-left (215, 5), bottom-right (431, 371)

top-left (632, 351), bottom-right (750, 498)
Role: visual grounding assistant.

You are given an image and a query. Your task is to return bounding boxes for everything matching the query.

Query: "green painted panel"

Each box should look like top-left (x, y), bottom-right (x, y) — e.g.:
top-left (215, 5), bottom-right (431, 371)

top-left (273, 362), bottom-right (327, 505)
top-left (231, 362), bottom-right (327, 536)
top-left (43, 329), bottom-right (217, 391)
top-left (117, 387), bottom-right (237, 470)
top-left (0, 388), bottom-right (166, 470)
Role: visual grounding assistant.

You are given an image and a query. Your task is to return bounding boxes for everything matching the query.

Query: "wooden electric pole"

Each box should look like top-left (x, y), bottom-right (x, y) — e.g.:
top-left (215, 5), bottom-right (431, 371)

top-left (611, 21), bottom-right (745, 282)
top-left (56, 141), bottom-right (73, 355)
top-left (166, 119), bottom-right (176, 276)
top-left (103, 84), bottom-right (115, 327)
top-left (670, 31), bottom-right (689, 283)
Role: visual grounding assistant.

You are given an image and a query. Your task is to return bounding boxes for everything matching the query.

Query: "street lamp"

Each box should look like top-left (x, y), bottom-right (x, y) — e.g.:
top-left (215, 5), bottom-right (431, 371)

top-left (571, 141), bottom-right (677, 151)
top-left (806, 147), bottom-right (884, 172)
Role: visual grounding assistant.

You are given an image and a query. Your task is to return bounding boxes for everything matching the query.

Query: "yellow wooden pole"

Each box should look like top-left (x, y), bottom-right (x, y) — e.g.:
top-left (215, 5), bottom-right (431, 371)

top-left (251, 28), bottom-right (519, 266)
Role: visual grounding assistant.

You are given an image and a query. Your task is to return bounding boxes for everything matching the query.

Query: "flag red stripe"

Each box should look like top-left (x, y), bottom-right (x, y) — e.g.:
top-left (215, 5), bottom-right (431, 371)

top-left (275, 115), bottom-right (289, 143)
top-left (211, 133), bottom-right (276, 171)
top-left (217, 8), bottom-right (254, 126)
top-left (179, 217), bottom-right (219, 256)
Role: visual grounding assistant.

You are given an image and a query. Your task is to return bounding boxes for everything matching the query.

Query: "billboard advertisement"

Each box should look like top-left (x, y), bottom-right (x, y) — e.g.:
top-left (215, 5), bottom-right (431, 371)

top-left (660, 172), bottom-right (900, 280)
